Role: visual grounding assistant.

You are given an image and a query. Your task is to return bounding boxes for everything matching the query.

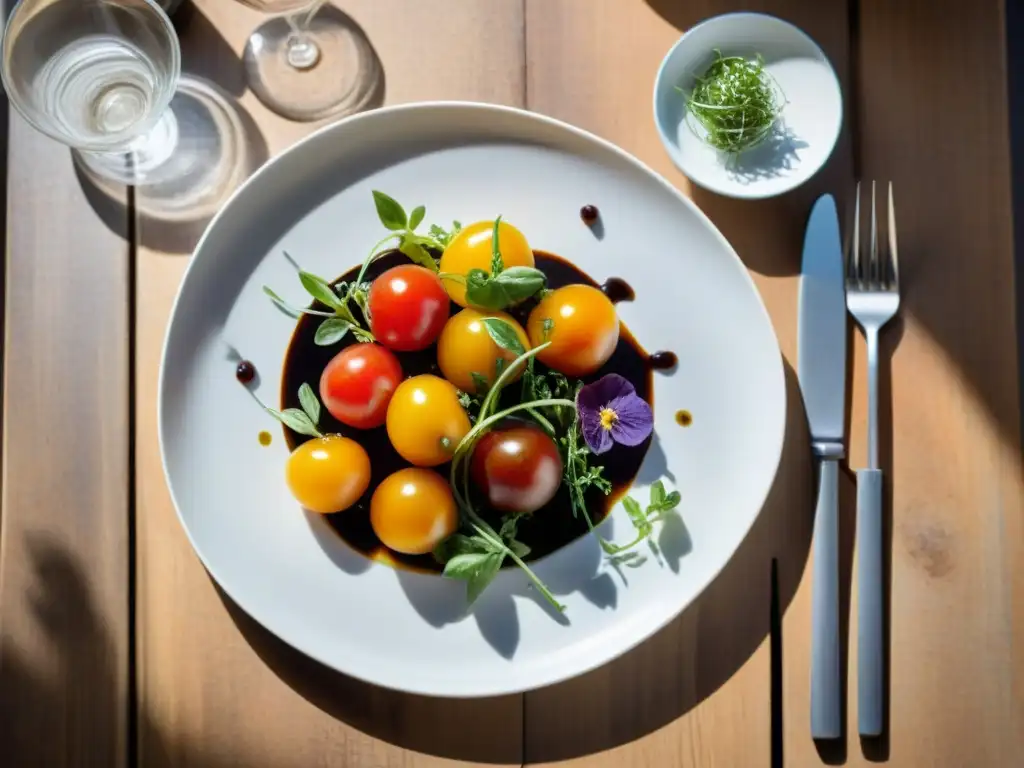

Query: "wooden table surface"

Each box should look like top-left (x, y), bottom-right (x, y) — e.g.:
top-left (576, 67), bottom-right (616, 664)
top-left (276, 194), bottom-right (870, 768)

top-left (2, 1), bottom-right (1022, 766)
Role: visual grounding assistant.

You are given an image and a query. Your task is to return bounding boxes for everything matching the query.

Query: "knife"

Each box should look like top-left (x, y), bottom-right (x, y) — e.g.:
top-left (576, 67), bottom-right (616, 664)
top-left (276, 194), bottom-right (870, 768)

top-left (797, 193), bottom-right (847, 740)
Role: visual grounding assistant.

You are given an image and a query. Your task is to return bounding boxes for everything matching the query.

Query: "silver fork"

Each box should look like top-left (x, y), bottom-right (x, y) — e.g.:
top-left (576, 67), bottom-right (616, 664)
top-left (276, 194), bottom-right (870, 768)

top-left (846, 181), bottom-right (900, 737)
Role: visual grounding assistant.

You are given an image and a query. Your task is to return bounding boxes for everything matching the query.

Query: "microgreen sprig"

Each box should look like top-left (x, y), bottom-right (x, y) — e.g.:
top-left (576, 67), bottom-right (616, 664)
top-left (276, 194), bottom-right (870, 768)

top-left (264, 383), bottom-right (323, 438)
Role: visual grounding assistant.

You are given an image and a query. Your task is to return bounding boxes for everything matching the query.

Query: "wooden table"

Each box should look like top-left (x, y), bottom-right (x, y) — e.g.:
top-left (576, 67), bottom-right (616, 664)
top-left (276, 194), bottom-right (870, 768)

top-left (2, 1), bottom-right (1021, 765)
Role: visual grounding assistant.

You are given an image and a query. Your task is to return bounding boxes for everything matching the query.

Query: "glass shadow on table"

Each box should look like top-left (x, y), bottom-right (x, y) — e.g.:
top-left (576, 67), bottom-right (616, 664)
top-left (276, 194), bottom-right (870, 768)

top-left (74, 73), bottom-right (269, 255)
top-left (213, 360), bottom-right (815, 763)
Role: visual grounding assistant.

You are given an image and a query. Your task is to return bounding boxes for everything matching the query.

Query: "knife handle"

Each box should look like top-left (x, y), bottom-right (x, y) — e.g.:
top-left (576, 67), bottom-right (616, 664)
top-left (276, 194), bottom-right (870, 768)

top-left (857, 468), bottom-right (884, 736)
top-left (811, 457), bottom-right (842, 739)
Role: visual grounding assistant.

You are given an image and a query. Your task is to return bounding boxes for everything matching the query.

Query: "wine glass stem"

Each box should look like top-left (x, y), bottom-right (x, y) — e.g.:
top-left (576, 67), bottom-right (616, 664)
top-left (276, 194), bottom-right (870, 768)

top-left (285, 0), bottom-right (327, 70)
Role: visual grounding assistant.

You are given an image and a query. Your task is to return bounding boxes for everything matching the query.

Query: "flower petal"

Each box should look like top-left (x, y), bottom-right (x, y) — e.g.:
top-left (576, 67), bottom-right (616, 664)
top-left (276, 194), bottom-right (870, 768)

top-left (577, 374), bottom-right (636, 415)
top-left (580, 407), bottom-right (614, 454)
top-left (607, 391), bottom-right (654, 446)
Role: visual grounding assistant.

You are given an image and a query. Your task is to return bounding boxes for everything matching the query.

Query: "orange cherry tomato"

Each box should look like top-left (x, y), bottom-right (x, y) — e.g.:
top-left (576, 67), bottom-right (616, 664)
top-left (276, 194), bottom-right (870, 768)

top-left (319, 343), bottom-right (402, 429)
top-left (385, 374), bottom-right (472, 466)
top-left (285, 435), bottom-right (371, 514)
top-left (436, 308), bottom-right (531, 393)
top-left (527, 284), bottom-right (619, 376)
top-left (370, 468), bottom-right (459, 555)
top-left (439, 220), bottom-right (535, 307)
top-left (368, 264), bottom-right (450, 352)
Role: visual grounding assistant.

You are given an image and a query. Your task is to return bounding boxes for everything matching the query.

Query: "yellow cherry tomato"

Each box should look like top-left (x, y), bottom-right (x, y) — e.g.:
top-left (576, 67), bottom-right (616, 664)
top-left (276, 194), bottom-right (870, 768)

top-left (285, 435), bottom-right (371, 514)
top-left (370, 468), bottom-right (458, 555)
top-left (527, 284), bottom-right (620, 377)
top-left (439, 220), bottom-right (535, 307)
top-left (436, 308), bottom-right (531, 393)
top-left (386, 374), bottom-right (472, 466)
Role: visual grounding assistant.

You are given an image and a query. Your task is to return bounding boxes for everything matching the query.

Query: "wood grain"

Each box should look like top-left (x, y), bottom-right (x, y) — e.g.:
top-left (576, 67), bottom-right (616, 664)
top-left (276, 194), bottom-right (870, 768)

top-left (134, 2), bottom-right (526, 766)
top-left (522, 1), bottom-right (850, 765)
top-left (0, 114), bottom-right (131, 765)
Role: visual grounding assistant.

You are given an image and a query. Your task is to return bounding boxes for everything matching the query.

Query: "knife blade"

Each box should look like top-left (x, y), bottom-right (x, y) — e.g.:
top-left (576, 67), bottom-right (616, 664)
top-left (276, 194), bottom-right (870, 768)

top-left (797, 193), bottom-right (847, 740)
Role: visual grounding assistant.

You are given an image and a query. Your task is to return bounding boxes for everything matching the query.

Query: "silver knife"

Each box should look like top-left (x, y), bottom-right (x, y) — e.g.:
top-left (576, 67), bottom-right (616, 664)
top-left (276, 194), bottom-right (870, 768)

top-left (797, 193), bottom-right (847, 739)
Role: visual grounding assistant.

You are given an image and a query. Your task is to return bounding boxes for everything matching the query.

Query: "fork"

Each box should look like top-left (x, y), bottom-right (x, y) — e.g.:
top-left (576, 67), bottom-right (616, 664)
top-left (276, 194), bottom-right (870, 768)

top-left (846, 181), bottom-right (900, 737)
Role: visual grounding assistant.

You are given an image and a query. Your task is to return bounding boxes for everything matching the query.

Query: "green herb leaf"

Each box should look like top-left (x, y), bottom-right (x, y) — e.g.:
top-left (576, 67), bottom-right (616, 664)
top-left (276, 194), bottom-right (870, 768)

top-left (442, 552), bottom-right (494, 579)
top-left (299, 271), bottom-right (344, 310)
top-left (314, 317), bottom-right (352, 346)
top-left (433, 533), bottom-right (483, 564)
top-left (649, 480), bottom-right (666, 509)
top-left (493, 267), bottom-right (547, 300)
top-left (490, 216), bottom-right (504, 274)
top-left (399, 239), bottom-right (439, 271)
top-left (297, 383), bottom-right (320, 425)
top-left (428, 221), bottom-right (462, 249)
top-left (470, 371), bottom-right (490, 395)
top-left (266, 407), bottom-right (321, 438)
top-left (464, 266), bottom-right (546, 311)
top-left (408, 205), bottom-right (425, 231)
top-left (467, 552), bottom-right (505, 604)
top-left (372, 190), bottom-right (407, 230)
top-left (482, 317), bottom-right (526, 355)
top-left (622, 495), bottom-right (646, 527)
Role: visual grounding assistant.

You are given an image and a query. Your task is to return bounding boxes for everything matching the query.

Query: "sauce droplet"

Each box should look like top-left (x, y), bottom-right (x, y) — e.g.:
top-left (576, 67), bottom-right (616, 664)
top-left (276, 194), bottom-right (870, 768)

top-left (649, 351), bottom-right (678, 371)
top-left (580, 204), bottom-right (599, 224)
top-left (675, 410), bottom-right (693, 427)
top-left (601, 277), bottom-right (635, 304)
top-left (258, 430), bottom-right (272, 446)
top-left (236, 360), bottom-right (256, 384)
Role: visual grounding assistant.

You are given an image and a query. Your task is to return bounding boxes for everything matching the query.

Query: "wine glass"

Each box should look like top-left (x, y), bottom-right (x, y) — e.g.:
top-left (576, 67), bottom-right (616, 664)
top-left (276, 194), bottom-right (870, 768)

top-left (1, 0), bottom-right (182, 185)
top-left (238, 0), bottom-right (379, 122)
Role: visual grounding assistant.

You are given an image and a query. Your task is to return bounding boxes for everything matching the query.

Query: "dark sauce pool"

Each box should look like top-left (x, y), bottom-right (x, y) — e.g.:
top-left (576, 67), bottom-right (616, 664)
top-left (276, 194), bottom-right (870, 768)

top-left (280, 250), bottom-right (660, 573)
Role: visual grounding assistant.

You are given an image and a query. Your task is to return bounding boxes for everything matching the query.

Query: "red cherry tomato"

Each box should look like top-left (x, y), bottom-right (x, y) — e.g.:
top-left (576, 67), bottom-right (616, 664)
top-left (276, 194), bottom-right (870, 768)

top-left (319, 343), bottom-right (403, 429)
top-left (470, 424), bottom-right (564, 514)
top-left (368, 265), bottom-right (450, 352)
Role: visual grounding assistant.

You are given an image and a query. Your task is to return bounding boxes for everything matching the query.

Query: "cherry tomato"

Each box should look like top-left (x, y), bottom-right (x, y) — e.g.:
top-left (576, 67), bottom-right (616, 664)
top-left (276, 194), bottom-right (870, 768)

top-left (370, 467), bottom-right (458, 555)
top-left (471, 424), bottom-right (563, 514)
top-left (285, 435), bottom-right (371, 514)
top-left (527, 284), bottom-right (620, 377)
top-left (368, 264), bottom-right (450, 352)
top-left (438, 220), bottom-right (535, 307)
top-left (436, 308), bottom-right (531, 393)
top-left (386, 374), bottom-right (472, 466)
top-left (318, 342), bottom-right (402, 430)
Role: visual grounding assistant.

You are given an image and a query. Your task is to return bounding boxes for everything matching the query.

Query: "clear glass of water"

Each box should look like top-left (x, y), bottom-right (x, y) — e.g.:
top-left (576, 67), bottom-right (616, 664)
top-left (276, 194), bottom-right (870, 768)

top-left (1, 0), bottom-right (181, 185)
top-left (237, 0), bottom-right (379, 122)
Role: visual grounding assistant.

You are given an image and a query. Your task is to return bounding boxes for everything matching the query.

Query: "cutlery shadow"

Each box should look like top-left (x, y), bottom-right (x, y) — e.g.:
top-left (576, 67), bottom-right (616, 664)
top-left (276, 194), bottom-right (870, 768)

top-left (522, 360), bottom-right (814, 761)
top-left (860, 317), bottom-right (902, 761)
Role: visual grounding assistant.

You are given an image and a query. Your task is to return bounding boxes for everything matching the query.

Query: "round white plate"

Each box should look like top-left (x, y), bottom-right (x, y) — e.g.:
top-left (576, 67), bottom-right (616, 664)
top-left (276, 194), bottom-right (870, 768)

top-left (653, 12), bottom-right (843, 199)
top-left (159, 102), bottom-right (786, 697)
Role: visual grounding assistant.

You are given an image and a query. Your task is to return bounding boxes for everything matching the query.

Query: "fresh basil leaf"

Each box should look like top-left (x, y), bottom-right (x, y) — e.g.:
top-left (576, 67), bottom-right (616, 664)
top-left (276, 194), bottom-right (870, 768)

top-left (399, 239), bottom-right (438, 271)
top-left (299, 271), bottom-right (344, 310)
top-left (659, 490), bottom-right (682, 511)
top-left (314, 317), bottom-right (352, 346)
top-left (493, 267), bottom-right (546, 301)
top-left (464, 279), bottom-right (511, 311)
top-left (622, 495), bottom-right (646, 528)
top-left (470, 371), bottom-right (490, 394)
top-left (266, 407), bottom-right (321, 438)
top-left (482, 317), bottom-right (526, 355)
top-left (408, 205), bottom-right (425, 231)
top-left (490, 216), bottom-right (504, 274)
top-left (467, 552), bottom-right (504, 604)
top-left (507, 540), bottom-right (531, 558)
top-left (372, 190), bottom-right (407, 230)
top-left (433, 533), bottom-right (484, 564)
top-left (494, 357), bottom-right (507, 381)
top-left (649, 480), bottom-right (666, 510)
top-left (442, 551), bottom-right (493, 579)
top-left (297, 383), bottom-right (320, 425)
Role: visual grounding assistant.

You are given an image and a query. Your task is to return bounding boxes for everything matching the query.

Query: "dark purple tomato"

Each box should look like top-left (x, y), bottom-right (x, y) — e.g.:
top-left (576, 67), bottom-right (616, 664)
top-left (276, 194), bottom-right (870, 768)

top-left (470, 424), bottom-right (563, 513)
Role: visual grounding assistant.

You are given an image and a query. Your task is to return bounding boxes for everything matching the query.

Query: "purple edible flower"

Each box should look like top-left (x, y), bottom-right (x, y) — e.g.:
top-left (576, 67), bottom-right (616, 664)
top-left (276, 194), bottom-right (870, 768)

top-left (576, 374), bottom-right (654, 455)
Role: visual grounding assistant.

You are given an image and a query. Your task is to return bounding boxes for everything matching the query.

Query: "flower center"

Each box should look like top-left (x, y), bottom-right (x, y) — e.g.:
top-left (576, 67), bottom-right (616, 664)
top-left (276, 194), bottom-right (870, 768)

top-left (599, 407), bottom-right (618, 431)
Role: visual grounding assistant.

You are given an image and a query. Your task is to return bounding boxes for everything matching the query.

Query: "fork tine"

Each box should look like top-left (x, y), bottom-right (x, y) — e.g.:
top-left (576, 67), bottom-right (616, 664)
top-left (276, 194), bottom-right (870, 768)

top-left (887, 182), bottom-right (899, 289)
top-left (869, 181), bottom-right (879, 286)
top-left (850, 181), bottom-right (861, 284)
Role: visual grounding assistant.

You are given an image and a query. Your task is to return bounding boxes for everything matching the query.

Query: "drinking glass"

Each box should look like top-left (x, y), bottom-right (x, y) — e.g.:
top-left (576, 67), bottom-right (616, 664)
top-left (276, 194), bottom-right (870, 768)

top-left (1, 0), bottom-right (181, 185)
top-left (238, 0), bottom-right (378, 122)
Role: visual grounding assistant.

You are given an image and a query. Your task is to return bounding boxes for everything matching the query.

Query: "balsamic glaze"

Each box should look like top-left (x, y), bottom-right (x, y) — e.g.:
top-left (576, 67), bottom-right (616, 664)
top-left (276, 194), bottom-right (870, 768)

top-left (236, 360), bottom-right (256, 384)
top-left (279, 250), bottom-right (657, 573)
top-left (601, 277), bottom-right (635, 304)
top-left (675, 410), bottom-right (692, 427)
top-left (258, 430), bottom-right (272, 446)
top-left (649, 351), bottom-right (678, 371)
top-left (580, 204), bottom-right (599, 224)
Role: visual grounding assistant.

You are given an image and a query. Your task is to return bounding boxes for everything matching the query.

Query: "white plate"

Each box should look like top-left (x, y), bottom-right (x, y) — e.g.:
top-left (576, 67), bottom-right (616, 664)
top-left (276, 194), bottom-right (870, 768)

top-left (653, 12), bottom-right (843, 199)
top-left (159, 102), bottom-right (786, 697)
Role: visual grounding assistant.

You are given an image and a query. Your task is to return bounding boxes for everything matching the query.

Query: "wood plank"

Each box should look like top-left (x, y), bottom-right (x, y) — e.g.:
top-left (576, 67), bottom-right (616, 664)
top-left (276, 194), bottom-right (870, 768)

top-left (522, 1), bottom-right (852, 766)
top-left (0, 116), bottom-right (130, 764)
top-left (134, 2), bottom-right (527, 765)
top-left (786, 0), bottom-right (1024, 763)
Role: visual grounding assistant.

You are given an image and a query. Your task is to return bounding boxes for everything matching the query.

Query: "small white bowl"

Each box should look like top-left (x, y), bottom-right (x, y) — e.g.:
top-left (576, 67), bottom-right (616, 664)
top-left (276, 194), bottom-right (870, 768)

top-left (653, 12), bottom-right (842, 199)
